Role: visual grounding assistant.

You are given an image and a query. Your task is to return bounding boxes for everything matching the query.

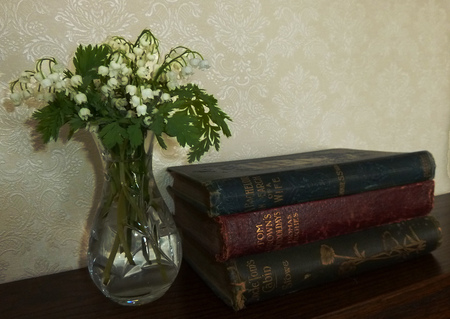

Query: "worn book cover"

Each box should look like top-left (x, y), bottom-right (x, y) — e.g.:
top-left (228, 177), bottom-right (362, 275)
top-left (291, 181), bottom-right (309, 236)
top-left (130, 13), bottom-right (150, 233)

top-left (168, 149), bottom-right (435, 216)
top-left (173, 180), bottom-right (435, 261)
top-left (182, 215), bottom-right (442, 311)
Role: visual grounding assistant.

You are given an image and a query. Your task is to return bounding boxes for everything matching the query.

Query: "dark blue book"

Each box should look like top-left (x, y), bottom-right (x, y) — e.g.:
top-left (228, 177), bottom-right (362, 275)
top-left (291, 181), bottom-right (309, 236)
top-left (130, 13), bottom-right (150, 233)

top-left (167, 148), bottom-right (435, 216)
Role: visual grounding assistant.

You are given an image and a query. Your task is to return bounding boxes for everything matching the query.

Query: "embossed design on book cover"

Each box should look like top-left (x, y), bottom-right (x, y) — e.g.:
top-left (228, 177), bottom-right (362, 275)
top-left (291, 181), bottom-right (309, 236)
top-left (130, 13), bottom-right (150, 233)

top-left (319, 227), bottom-right (427, 276)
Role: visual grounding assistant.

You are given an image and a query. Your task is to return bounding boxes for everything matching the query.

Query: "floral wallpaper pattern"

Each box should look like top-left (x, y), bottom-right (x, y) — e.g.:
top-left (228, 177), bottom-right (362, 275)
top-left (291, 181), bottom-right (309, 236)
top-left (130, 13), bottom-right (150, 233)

top-left (1, 0), bottom-right (450, 283)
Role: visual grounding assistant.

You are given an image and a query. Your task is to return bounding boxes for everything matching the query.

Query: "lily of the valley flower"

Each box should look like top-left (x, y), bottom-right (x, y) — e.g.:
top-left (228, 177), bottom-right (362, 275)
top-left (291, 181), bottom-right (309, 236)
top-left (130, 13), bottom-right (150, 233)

top-left (10, 92), bottom-right (23, 106)
top-left (199, 59), bottom-right (211, 70)
top-left (78, 107), bottom-right (92, 120)
top-left (98, 66), bottom-right (109, 76)
top-left (161, 93), bottom-right (171, 101)
top-left (74, 92), bottom-right (87, 104)
top-left (71, 75), bottom-right (83, 87)
top-left (126, 84), bottom-right (137, 95)
top-left (136, 104), bottom-right (147, 116)
top-left (141, 88), bottom-right (153, 101)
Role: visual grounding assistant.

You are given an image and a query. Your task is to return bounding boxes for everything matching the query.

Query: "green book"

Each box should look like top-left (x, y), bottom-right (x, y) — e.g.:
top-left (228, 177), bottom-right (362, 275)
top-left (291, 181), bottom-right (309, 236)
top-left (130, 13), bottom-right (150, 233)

top-left (182, 215), bottom-right (442, 311)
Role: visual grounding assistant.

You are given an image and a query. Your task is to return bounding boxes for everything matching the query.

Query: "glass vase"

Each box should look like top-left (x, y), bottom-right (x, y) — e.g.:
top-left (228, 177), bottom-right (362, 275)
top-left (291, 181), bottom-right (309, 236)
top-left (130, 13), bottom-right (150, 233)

top-left (87, 133), bottom-right (182, 306)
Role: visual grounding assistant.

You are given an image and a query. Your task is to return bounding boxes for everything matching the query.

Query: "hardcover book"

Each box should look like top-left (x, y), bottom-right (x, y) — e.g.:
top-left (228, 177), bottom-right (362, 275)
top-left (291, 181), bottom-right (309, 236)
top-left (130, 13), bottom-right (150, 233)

top-left (182, 215), bottom-right (442, 311)
top-left (167, 148), bottom-right (435, 216)
top-left (172, 180), bottom-right (435, 261)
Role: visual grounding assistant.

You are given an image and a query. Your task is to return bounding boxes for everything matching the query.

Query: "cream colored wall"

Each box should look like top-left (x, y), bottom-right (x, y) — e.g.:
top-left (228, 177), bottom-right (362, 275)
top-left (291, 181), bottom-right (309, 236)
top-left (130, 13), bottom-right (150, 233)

top-left (1, 0), bottom-right (450, 284)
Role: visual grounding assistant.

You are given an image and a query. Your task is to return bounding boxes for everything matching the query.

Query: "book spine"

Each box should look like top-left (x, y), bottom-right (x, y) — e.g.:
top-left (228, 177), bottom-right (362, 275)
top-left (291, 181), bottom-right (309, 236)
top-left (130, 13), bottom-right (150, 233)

top-left (207, 151), bottom-right (435, 216)
top-left (214, 180), bottom-right (434, 261)
top-left (224, 215), bottom-right (442, 310)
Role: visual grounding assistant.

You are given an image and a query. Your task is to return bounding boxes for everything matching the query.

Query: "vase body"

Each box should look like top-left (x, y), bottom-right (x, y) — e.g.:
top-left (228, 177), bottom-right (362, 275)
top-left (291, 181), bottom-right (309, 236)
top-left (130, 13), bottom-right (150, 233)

top-left (87, 134), bottom-right (182, 306)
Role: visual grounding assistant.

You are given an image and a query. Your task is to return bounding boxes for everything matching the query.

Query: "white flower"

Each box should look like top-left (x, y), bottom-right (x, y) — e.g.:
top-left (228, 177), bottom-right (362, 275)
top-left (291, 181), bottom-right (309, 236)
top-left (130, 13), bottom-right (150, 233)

top-left (120, 76), bottom-right (129, 85)
top-left (41, 78), bottom-right (52, 88)
top-left (107, 78), bottom-right (119, 88)
top-left (98, 66), bottom-right (109, 76)
top-left (181, 66), bottom-right (194, 77)
top-left (199, 59), bottom-right (211, 70)
top-left (47, 73), bottom-right (60, 82)
top-left (110, 61), bottom-right (121, 70)
top-left (113, 98), bottom-right (128, 109)
top-left (19, 72), bottom-right (31, 83)
top-left (54, 80), bottom-right (66, 91)
top-left (146, 53), bottom-right (158, 62)
top-left (141, 88), bottom-right (153, 100)
top-left (130, 95), bottom-right (141, 107)
top-left (137, 59), bottom-right (146, 68)
top-left (70, 75), bottom-right (83, 87)
top-left (74, 92), bottom-right (87, 104)
top-left (52, 63), bottom-right (65, 73)
top-left (136, 104), bottom-right (147, 116)
top-left (140, 36), bottom-right (150, 47)
top-left (121, 66), bottom-right (131, 76)
top-left (190, 58), bottom-right (200, 67)
top-left (34, 73), bottom-right (43, 82)
top-left (133, 47), bottom-right (144, 57)
top-left (167, 81), bottom-right (179, 90)
top-left (161, 93), bottom-right (171, 101)
top-left (137, 67), bottom-right (148, 78)
top-left (101, 85), bottom-right (111, 96)
top-left (126, 52), bottom-right (136, 61)
top-left (166, 71), bottom-right (178, 81)
top-left (78, 108), bottom-right (92, 120)
top-left (126, 85), bottom-right (137, 96)
top-left (10, 92), bottom-right (23, 106)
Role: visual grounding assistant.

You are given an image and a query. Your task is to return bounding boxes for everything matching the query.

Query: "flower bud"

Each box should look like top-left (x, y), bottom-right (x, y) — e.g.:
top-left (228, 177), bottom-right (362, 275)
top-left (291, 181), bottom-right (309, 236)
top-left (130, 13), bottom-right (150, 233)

top-left (199, 59), bottom-right (211, 70)
top-left (189, 58), bottom-right (200, 67)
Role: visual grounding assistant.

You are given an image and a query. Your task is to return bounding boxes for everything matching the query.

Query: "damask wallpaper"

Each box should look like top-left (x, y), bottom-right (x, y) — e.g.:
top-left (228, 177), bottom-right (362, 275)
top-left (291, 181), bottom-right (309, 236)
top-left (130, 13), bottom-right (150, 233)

top-left (1, 0), bottom-right (450, 284)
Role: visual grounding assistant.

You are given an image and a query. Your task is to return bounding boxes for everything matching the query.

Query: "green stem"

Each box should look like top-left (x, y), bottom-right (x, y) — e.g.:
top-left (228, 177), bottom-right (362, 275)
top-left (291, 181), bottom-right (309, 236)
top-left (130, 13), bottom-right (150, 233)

top-left (102, 234), bottom-right (120, 285)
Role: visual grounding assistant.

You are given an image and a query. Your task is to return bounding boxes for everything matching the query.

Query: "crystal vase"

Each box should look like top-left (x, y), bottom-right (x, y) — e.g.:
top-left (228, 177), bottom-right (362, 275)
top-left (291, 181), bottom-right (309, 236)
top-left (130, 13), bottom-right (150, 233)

top-left (87, 133), bottom-right (182, 306)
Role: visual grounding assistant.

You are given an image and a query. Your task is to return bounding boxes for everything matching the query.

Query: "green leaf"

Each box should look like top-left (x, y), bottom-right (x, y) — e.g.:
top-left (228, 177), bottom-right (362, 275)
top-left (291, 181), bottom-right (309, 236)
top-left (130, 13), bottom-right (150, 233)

top-left (73, 44), bottom-right (110, 80)
top-left (67, 116), bottom-right (87, 140)
top-left (98, 122), bottom-right (128, 150)
top-left (166, 83), bottom-right (232, 162)
top-left (31, 92), bottom-right (76, 143)
top-left (165, 113), bottom-right (201, 147)
top-left (127, 121), bottom-right (143, 150)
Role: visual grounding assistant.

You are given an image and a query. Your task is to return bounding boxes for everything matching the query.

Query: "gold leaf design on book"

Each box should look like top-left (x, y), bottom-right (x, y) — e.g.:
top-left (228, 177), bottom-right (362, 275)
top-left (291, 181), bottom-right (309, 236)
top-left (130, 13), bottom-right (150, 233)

top-left (320, 227), bottom-right (427, 276)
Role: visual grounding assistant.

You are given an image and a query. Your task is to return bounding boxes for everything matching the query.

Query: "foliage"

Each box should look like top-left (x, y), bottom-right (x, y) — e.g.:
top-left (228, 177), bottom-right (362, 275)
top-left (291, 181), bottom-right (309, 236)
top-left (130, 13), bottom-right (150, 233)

top-left (10, 29), bottom-right (231, 162)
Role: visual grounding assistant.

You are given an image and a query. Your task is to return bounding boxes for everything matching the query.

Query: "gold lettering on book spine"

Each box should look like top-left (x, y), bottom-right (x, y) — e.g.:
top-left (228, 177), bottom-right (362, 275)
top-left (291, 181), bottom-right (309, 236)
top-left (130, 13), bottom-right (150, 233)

top-left (333, 164), bottom-right (346, 195)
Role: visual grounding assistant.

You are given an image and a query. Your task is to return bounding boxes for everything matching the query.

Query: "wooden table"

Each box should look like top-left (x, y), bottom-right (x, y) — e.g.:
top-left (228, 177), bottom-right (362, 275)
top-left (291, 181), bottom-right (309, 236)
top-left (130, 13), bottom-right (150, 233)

top-left (1, 194), bottom-right (449, 319)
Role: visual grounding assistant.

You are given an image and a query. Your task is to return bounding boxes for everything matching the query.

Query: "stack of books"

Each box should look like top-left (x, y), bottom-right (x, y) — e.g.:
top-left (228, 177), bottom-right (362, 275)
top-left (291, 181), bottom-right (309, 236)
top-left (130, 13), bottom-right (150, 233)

top-left (167, 148), bottom-right (442, 311)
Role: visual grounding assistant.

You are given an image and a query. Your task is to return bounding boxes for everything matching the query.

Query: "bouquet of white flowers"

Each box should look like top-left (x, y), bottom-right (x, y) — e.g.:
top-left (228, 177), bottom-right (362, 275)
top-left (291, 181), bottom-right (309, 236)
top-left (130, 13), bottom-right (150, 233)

top-left (10, 28), bottom-right (231, 162)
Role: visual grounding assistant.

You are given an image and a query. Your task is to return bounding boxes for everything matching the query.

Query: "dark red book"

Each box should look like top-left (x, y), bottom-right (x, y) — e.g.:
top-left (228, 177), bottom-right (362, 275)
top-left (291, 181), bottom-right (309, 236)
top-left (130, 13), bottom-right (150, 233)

top-left (172, 180), bottom-right (435, 261)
